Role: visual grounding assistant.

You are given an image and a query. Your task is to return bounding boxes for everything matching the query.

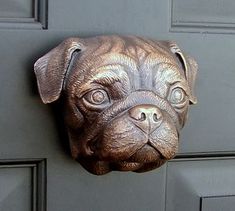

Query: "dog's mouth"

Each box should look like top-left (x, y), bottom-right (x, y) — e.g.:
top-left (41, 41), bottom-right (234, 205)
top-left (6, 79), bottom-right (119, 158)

top-left (90, 135), bottom-right (164, 158)
top-left (90, 140), bottom-right (166, 167)
top-left (110, 144), bottom-right (166, 171)
top-left (90, 131), bottom-right (176, 160)
top-left (79, 139), bottom-right (170, 174)
top-left (127, 143), bottom-right (163, 162)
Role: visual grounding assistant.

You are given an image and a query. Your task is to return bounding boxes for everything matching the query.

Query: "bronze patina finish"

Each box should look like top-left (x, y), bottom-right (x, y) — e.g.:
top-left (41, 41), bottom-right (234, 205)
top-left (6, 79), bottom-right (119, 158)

top-left (34, 35), bottom-right (197, 175)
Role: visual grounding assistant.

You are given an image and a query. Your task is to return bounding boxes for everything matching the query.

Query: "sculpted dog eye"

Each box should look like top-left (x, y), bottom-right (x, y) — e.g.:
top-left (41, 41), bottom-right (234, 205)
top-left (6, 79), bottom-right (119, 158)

top-left (91, 91), bottom-right (106, 104)
top-left (169, 87), bottom-right (186, 104)
top-left (83, 89), bottom-right (110, 108)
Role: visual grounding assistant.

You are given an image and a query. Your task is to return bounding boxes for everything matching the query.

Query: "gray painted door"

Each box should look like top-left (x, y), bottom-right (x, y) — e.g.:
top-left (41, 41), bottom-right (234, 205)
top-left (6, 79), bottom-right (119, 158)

top-left (0, 0), bottom-right (235, 210)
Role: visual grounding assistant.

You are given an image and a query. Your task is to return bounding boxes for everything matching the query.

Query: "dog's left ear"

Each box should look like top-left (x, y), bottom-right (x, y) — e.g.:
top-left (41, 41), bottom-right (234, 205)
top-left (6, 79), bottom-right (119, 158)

top-left (168, 42), bottom-right (198, 104)
top-left (34, 38), bottom-right (84, 104)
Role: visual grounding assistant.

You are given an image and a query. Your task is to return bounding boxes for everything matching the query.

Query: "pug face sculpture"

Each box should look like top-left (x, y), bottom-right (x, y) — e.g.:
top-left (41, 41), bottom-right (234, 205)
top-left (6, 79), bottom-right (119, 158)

top-left (34, 35), bottom-right (197, 175)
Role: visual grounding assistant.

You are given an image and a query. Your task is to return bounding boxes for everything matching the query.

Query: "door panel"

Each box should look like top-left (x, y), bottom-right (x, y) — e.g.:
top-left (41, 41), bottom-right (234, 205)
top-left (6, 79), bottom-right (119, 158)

top-left (171, 0), bottom-right (235, 33)
top-left (47, 164), bottom-right (166, 211)
top-left (0, 166), bottom-right (31, 211)
top-left (201, 196), bottom-right (235, 211)
top-left (166, 158), bottom-right (235, 211)
top-left (0, 160), bottom-right (45, 211)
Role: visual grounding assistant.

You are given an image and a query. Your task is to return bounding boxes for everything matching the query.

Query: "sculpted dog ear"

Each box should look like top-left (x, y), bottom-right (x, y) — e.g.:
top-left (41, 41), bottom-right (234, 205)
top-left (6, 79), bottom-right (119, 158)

top-left (34, 38), bottom-right (84, 104)
top-left (169, 42), bottom-right (198, 104)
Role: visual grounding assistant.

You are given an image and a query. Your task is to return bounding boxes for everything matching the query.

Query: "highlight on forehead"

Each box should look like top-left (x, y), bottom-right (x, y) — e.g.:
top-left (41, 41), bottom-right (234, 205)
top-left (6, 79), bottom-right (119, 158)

top-left (86, 35), bottom-right (171, 59)
top-left (126, 36), bottom-right (157, 53)
top-left (90, 36), bottom-right (177, 73)
top-left (89, 35), bottom-right (126, 56)
top-left (98, 53), bottom-right (138, 73)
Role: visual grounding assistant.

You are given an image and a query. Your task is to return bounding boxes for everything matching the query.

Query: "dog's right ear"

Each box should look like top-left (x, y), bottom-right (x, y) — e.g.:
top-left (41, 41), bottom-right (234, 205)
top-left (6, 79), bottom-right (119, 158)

top-left (34, 38), bottom-right (84, 104)
top-left (168, 42), bottom-right (198, 105)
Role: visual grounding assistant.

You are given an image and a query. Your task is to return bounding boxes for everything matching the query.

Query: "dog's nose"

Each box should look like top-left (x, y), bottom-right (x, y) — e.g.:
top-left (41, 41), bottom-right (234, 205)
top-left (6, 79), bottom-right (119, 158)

top-left (129, 105), bottom-right (163, 134)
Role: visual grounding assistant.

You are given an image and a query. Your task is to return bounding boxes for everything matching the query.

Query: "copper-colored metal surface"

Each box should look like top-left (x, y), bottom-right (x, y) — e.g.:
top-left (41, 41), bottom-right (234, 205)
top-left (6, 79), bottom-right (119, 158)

top-left (34, 35), bottom-right (197, 175)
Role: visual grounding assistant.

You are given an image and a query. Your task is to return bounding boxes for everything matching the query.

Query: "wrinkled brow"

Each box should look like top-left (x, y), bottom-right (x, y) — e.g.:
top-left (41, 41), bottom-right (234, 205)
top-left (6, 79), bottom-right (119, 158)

top-left (153, 63), bottom-right (190, 98)
top-left (77, 64), bottom-right (131, 97)
top-left (92, 66), bottom-right (125, 85)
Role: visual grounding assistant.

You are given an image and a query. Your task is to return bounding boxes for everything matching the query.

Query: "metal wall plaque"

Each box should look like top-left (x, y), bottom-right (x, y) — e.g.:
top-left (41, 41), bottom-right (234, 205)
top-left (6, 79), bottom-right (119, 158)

top-left (34, 35), bottom-right (197, 175)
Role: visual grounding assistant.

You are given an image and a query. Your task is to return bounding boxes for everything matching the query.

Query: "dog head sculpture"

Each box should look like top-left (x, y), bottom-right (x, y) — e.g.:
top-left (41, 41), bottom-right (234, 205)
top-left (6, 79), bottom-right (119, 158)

top-left (34, 35), bottom-right (197, 175)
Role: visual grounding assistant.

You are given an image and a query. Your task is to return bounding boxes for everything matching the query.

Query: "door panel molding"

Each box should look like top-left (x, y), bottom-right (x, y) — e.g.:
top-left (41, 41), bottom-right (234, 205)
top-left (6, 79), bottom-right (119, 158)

top-left (166, 157), bottom-right (235, 211)
top-left (170, 0), bottom-right (235, 34)
top-left (200, 195), bottom-right (235, 211)
top-left (0, 0), bottom-right (48, 29)
top-left (0, 159), bottom-right (46, 211)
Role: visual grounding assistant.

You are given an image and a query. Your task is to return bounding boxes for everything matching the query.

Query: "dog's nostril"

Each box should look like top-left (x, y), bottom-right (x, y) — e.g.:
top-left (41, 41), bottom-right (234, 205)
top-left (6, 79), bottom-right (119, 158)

top-left (140, 112), bottom-right (146, 121)
top-left (129, 105), bottom-right (163, 134)
top-left (153, 113), bottom-right (158, 122)
top-left (129, 105), bottom-right (163, 125)
top-left (153, 113), bottom-right (162, 122)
